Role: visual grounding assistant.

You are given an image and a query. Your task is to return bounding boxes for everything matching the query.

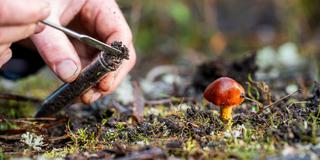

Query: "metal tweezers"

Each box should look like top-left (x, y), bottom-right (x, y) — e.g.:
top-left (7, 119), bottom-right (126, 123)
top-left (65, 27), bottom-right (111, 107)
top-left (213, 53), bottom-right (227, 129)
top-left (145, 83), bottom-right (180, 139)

top-left (40, 20), bottom-right (121, 54)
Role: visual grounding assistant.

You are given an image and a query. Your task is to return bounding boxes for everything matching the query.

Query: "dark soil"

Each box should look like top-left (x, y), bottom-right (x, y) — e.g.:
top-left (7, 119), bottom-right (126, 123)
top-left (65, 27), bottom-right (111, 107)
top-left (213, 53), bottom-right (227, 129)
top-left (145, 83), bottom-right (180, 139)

top-left (0, 53), bottom-right (319, 159)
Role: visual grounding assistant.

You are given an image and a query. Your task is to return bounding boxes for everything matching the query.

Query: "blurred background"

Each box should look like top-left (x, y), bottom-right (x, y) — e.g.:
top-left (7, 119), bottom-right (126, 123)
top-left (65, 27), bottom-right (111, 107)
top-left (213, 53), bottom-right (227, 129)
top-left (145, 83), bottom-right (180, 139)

top-left (118, 0), bottom-right (320, 77)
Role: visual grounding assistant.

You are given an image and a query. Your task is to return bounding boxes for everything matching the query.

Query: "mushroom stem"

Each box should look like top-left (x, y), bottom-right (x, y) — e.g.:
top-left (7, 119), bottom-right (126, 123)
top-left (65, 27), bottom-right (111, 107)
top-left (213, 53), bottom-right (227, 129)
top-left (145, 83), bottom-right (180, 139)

top-left (220, 106), bottom-right (233, 121)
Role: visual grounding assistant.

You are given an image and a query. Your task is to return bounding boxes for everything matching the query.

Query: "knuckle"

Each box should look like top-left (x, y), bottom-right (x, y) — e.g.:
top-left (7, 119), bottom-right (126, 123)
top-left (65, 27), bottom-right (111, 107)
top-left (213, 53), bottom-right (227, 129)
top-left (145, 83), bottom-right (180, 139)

top-left (32, 41), bottom-right (62, 66)
top-left (37, 41), bottom-right (59, 58)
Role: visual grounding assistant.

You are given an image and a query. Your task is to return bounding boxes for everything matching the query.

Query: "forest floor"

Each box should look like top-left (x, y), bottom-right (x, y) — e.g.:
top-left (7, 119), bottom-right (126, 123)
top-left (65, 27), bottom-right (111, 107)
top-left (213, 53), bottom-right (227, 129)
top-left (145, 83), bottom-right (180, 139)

top-left (0, 51), bottom-right (319, 160)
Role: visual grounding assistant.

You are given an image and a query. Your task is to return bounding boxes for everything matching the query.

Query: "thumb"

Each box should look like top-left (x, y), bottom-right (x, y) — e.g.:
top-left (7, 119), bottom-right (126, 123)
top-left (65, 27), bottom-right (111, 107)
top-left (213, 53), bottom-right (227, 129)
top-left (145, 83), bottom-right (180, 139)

top-left (31, 24), bottom-right (81, 82)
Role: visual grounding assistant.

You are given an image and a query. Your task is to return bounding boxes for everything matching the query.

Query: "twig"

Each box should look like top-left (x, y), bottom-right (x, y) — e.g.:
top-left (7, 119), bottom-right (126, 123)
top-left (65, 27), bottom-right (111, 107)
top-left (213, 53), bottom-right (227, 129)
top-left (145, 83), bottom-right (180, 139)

top-left (0, 93), bottom-right (42, 103)
top-left (132, 81), bottom-right (145, 123)
top-left (0, 134), bottom-right (21, 140)
top-left (49, 134), bottom-right (70, 143)
top-left (2, 117), bottom-right (57, 122)
top-left (0, 117), bottom-right (57, 124)
top-left (145, 97), bottom-right (195, 105)
top-left (263, 89), bottom-right (301, 109)
top-left (0, 129), bottom-right (27, 135)
top-left (15, 117), bottom-right (56, 121)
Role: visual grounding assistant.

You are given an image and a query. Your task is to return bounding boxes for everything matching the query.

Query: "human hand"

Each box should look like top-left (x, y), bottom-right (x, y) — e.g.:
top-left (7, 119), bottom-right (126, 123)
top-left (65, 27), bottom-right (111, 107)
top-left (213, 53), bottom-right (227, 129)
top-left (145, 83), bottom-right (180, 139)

top-left (0, 0), bottom-right (50, 67)
top-left (31, 0), bottom-right (136, 104)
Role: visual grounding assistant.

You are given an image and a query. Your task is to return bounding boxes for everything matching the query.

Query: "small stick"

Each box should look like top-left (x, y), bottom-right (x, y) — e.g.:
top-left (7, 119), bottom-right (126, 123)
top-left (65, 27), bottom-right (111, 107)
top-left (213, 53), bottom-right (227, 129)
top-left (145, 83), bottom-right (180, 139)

top-left (0, 134), bottom-right (21, 140)
top-left (132, 81), bottom-right (145, 123)
top-left (17, 117), bottom-right (56, 121)
top-left (145, 97), bottom-right (195, 105)
top-left (6, 117), bottom-right (57, 121)
top-left (263, 89), bottom-right (300, 109)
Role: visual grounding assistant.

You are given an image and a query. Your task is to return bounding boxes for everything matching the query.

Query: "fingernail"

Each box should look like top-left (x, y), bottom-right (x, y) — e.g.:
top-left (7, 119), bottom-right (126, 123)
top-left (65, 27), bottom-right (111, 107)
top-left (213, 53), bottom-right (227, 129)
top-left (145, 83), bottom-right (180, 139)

top-left (55, 59), bottom-right (78, 81)
top-left (90, 92), bottom-right (101, 103)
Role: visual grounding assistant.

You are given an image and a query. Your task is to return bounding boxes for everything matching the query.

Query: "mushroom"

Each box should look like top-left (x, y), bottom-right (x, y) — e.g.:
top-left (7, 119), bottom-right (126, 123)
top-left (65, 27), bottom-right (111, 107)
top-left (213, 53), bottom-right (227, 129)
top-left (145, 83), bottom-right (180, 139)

top-left (203, 77), bottom-right (245, 121)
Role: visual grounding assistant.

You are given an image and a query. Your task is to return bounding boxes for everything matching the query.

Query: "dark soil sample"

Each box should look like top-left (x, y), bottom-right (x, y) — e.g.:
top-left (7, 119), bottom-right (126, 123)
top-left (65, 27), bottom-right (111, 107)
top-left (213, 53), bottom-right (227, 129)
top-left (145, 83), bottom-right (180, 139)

top-left (35, 41), bottom-right (129, 118)
top-left (111, 41), bottom-right (129, 58)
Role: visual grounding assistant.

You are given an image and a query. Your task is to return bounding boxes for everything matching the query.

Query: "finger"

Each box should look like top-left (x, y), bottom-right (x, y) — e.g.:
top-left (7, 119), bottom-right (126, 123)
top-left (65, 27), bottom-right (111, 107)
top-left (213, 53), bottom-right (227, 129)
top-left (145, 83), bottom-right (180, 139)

top-left (80, 0), bottom-right (133, 45)
top-left (80, 88), bottom-right (102, 104)
top-left (0, 0), bottom-right (50, 25)
top-left (31, 24), bottom-right (81, 82)
top-left (99, 43), bottom-right (136, 95)
top-left (60, 0), bottom-right (87, 25)
top-left (98, 72), bottom-right (116, 92)
top-left (79, 0), bottom-right (136, 99)
top-left (82, 4), bottom-right (134, 91)
top-left (0, 48), bottom-right (12, 67)
top-left (96, 28), bottom-right (135, 95)
top-left (0, 24), bottom-right (41, 43)
top-left (80, 72), bottom-right (114, 104)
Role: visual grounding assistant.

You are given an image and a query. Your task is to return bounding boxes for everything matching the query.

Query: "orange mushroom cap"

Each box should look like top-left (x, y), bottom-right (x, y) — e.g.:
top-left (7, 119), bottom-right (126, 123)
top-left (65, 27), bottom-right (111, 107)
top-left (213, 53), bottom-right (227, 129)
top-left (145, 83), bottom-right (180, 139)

top-left (203, 77), bottom-right (245, 107)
